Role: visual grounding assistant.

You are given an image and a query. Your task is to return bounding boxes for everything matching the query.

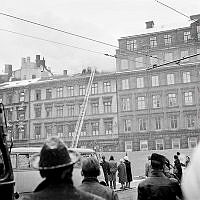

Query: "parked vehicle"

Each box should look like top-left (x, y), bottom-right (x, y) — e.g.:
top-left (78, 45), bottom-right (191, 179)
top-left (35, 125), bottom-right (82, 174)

top-left (11, 146), bottom-right (104, 197)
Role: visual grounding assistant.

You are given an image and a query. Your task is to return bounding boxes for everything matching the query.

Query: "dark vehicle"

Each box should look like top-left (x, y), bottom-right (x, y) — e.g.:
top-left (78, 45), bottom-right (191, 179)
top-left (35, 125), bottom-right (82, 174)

top-left (0, 103), bottom-right (15, 199)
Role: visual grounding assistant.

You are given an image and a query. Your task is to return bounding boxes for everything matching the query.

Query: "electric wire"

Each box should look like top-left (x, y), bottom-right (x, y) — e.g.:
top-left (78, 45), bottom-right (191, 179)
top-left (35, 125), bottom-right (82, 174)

top-left (0, 11), bottom-right (175, 64)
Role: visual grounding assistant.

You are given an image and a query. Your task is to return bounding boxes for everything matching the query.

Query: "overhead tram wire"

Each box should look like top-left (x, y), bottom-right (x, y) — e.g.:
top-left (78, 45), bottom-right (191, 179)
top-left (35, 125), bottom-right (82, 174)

top-left (155, 0), bottom-right (200, 25)
top-left (146, 53), bottom-right (200, 70)
top-left (0, 28), bottom-right (149, 66)
top-left (0, 11), bottom-right (175, 64)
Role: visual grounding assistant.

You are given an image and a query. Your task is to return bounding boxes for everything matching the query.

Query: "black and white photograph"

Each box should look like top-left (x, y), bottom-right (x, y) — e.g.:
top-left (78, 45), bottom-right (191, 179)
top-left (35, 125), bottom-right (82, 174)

top-left (0, 0), bottom-right (200, 199)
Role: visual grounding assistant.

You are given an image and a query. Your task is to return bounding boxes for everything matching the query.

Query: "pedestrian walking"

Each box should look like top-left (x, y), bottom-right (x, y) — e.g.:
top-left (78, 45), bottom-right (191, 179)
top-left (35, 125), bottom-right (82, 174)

top-left (137, 153), bottom-right (183, 200)
top-left (108, 155), bottom-right (117, 189)
top-left (173, 155), bottom-right (182, 182)
top-left (185, 156), bottom-right (190, 167)
top-left (79, 156), bottom-right (119, 200)
top-left (117, 159), bottom-right (127, 189)
top-left (100, 155), bottom-right (110, 186)
top-left (22, 137), bottom-right (103, 200)
top-left (124, 156), bottom-right (132, 188)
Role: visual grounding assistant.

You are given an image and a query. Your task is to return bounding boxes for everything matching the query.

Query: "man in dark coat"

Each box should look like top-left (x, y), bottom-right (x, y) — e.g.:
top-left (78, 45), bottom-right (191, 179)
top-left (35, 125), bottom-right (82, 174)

top-left (137, 153), bottom-right (182, 200)
top-left (124, 156), bottom-right (132, 188)
top-left (79, 156), bottom-right (118, 200)
top-left (173, 155), bottom-right (182, 182)
top-left (22, 137), bottom-right (103, 200)
top-left (100, 155), bottom-right (110, 186)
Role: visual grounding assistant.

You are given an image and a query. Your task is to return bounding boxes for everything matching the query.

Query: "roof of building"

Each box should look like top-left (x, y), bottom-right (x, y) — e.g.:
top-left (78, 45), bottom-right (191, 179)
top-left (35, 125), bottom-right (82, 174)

top-left (120, 20), bottom-right (193, 39)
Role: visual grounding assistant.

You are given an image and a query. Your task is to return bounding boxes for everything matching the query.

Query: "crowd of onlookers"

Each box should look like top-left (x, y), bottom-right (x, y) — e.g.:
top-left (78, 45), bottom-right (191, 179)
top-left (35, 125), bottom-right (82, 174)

top-left (100, 155), bottom-right (132, 190)
top-left (22, 136), bottom-right (200, 200)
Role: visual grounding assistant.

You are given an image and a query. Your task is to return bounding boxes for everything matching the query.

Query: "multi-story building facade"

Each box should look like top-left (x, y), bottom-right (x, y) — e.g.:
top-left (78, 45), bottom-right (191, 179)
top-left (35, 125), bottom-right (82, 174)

top-left (116, 14), bottom-right (200, 151)
top-left (0, 71), bottom-right (119, 151)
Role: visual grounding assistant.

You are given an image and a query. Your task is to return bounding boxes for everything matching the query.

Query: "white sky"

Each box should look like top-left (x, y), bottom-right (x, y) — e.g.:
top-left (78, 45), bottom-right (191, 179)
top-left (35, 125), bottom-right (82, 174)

top-left (0, 0), bottom-right (199, 75)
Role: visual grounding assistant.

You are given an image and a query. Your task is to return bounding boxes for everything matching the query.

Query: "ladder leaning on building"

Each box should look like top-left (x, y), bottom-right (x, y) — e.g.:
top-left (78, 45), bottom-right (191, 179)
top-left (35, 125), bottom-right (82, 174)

top-left (71, 69), bottom-right (95, 148)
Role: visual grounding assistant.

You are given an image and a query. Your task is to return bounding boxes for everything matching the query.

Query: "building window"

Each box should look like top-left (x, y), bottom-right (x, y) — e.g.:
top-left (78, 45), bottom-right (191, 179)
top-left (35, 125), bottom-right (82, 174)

top-left (124, 119), bottom-right (131, 132)
top-left (156, 139), bottom-right (164, 150)
top-left (56, 125), bottom-right (64, 137)
top-left (197, 25), bottom-right (200, 40)
top-left (56, 87), bottom-right (63, 98)
top-left (186, 114), bottom-right (195, 128)
top-left (183, 72), bottom-right (191, 83)
top-left (170, 115), bottom-right (178, 129)
top-left (138, 96), bottom-right (145, 110)
top-left (135, 57), bottom-right (143, 68)
top-left (184, 31), bottom-right (191, 43)
top-left (35, 90), bottom-right (41, 101)
top-left (103, 81), bottom-right (111, 93)
top-left (91, 122), bottom-right (99, 135)
top-left (184, 91), bottom-right (193, 105)
top-left (155, 116), bottom-right (161, 130)
top-left (150, 36), bottom-right (157, 48)
top-left (7, 109), bottom-right (12, 121)
top-left (181, 50), bottom-right (189, 62)
top-left (68, 124), bottom-right (75, 137)
top-left (172, 138), bottom-right (180, 149)
top-left (79, 85), bottom-right (86, 96)
top-left (139, 118), bottom-right (147, 131)
top-left (150, 55), bottom-right (158, 66)
top-left (126, 39), bottom-right (137, 51)
top-left (164, 52), bottom-right (173, 62)
top-left (32, 75), bottom-right (36, 79)
top-left (167, 74), bottom-right (175, 85)
top-left (45, 125), bottom-right (53, 138)
top-left (19, 90), bottom-right (25, 102)
top-left (122, 79), bottom-right (129, 90)
top-left (67, 105), bottom-right (74, 117)
top-left (168, 93), bottom-right (177, 107)
top-left (68, 86), bottom-right (74, 97)
top-left (125, 141), bottom-right (132, 152)
top-left (140, 140), bottom-right (148, 151)
top-left (91, 83), bottom-right (98, 94)
top-left (7, 94), bottom-right (12, 104)
top-left (35, 107), bottom-right (41, 118)
top-left (122, 98), bottom-right (130, 111)
top-left (103, 101), bottom-right (112, 113)
top-left (104, 120), bottom-right (113, 135)
top-left (91, 102), bottom-right (99, 114)
top-left (46, 89), bottom-right (52, 99)
top-left (152, 95), bottom-right (161, 108)
top-left (80, 123), bottom-right (87, 136)
top-left (35, 125), bottom-right (41, 139)
top-left (17, 112), bottom-right (25, 120)
top-left (152, 75), bottom-right (159, 87)
top-left (45, 107), bottom-right (52, 118)
top-left (164, 34), bottom-right (172, 45)
top-left (188, 137), bottom-right (197, 148)
top-left (136, 77), bottom-right (144, 88)
top-left (121, 59), bottom-right (128, 70)
top-left (56, 106), bottom-right (63, 117)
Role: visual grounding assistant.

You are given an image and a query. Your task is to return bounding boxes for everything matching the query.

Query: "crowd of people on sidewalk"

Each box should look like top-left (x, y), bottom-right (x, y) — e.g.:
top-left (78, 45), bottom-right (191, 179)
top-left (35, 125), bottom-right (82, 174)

top-left (22, 136), bottom-right (200, 200)
top-left (100, 155), bottom-right (133, 190)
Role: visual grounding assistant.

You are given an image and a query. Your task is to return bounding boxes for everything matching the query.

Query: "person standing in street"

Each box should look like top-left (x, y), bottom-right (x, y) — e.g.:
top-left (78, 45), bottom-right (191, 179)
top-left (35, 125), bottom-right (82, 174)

top-left (117, 158), bottom-right (127, 190)
top-left (100, 155), bottom-right (110, 186)
top-left (22, 137), bottom-right (104, 200)
top-left (173, 155), bottom-right (182, 182)
top-left (124, 156), bottom-right (132, 188)
top-left (108, 155), bottom-right (118, 189)
top-left (144, 156), bottom-right (151, 177)
top-left (137, 153), bottom-right (183, 200)
top-left (79, 156), bottom-right (119, 200)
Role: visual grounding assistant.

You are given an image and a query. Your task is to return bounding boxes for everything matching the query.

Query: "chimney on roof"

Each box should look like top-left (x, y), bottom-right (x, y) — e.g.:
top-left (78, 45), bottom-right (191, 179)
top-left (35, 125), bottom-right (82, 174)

top-left (190, 14), bottom-right (200, 21)
top-left (145, 21), bottom-right (154, 29)
top-left (36, 55), bottom-right (41, 68)
top-left (63, 70), bottom-right (68, 75)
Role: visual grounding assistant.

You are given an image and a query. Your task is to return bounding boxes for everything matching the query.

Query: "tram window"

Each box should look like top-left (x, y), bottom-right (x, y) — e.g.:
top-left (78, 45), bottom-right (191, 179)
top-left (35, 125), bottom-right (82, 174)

top-left (10, 154), bottom-right (17, 169)
top-left (0, 151), bottom-right (5, 178)
top-left (18, 154), bottom-right (30, 169)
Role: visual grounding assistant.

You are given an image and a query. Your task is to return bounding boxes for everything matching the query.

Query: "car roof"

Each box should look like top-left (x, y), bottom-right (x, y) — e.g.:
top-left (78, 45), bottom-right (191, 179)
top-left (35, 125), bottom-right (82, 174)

top-left (11, 147), bottom-right (95, 154)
